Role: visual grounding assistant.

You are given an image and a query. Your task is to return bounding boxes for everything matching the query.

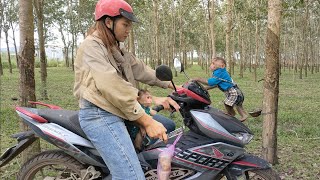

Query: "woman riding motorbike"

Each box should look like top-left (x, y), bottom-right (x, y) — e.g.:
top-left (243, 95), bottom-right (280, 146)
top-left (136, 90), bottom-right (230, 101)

top-left (73, 0), bottom-right (179, 179)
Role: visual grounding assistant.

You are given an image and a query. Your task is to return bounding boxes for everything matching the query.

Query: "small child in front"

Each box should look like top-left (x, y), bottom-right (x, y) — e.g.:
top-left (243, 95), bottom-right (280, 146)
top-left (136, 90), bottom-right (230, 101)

top-left (125, 89), bottom-right (158, 150)
top-left (137, 89), bottom-right (157, 116)
top-left (193, 57), bottom-right (248, 122)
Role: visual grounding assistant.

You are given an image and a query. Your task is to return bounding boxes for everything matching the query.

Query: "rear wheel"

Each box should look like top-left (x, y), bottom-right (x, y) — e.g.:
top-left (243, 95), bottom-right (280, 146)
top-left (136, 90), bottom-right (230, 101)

top-left (17, 150), bottom-right (86, 180)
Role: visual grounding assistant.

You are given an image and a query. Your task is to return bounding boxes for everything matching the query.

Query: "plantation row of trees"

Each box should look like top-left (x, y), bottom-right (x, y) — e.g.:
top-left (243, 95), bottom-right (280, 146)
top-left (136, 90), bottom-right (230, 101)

top-left (1, 0), bottom-right (319, 77)
top-left (0, 0), bottom-right (318, 164)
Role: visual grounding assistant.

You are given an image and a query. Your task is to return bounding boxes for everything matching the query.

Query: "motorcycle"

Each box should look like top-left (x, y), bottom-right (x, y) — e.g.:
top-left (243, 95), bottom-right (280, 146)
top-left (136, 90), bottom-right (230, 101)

top-left (0, 63), bottom-right (280, 180)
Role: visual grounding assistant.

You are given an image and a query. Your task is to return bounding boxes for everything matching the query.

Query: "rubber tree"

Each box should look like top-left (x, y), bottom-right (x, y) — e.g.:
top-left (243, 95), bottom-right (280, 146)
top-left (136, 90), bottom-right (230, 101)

top-left (0, 0), bottom-right (4, 75)
top-left (262, 0), bottom-right (282, 164)
top-left (34, 0), bottom-right (48, 100)
top-left (18, 0), bottom-right (41, 162)
top-left (225, 0), bottom-right (233, 73)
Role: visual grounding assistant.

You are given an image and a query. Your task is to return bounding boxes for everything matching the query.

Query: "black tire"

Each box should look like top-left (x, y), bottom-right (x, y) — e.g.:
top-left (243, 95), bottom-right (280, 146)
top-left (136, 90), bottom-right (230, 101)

top-left (219, 168), bottom-right (281, 180)
top-left (17, 150), bottom-right (85, 180)
top-left (243, 169), bottom-right (281, 180)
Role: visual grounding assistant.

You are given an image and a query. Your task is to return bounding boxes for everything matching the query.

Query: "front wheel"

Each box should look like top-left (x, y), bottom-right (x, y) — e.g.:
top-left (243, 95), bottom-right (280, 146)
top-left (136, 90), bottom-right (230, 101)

top-left (219, 169), bottom-right (280, 180)
top-left (17, 150), bottom-right (86, 180)
top-left (242, 169), bottom-right (280, 180)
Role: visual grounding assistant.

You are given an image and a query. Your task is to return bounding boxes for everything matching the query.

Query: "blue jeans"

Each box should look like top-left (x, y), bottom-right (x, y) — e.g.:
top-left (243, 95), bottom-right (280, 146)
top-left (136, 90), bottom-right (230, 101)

top-left (79, 99), bottom-right (145, 180)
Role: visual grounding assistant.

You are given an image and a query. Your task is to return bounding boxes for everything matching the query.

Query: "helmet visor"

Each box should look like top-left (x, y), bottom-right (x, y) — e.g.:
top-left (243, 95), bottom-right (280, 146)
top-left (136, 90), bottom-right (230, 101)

top-left (119, 8), bottom-right (139, 23)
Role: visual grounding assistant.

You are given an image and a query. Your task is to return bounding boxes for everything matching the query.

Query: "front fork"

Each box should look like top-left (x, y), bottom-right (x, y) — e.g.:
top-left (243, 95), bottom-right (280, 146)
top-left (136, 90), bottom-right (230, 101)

top-left (0, 131), bottom-right (37, 167)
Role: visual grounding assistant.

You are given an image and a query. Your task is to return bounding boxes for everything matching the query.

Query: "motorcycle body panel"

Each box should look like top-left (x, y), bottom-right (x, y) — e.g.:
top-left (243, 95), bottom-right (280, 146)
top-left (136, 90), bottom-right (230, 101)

top-left (141, 130), bottom-right (245, 179)
top-left (227, 154), bottom-right (272, 176)
top-left (15, 109), bottom-right (106, 167)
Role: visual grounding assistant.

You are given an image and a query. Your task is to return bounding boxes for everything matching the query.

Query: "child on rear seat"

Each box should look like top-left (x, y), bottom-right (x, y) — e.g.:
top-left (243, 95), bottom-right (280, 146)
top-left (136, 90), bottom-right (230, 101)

top-left (193, 57), bottom-right (248, 122)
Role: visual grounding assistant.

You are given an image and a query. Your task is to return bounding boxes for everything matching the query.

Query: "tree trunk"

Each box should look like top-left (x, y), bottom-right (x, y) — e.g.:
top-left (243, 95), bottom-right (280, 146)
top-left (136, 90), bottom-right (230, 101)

top-left (254, 1), bottom-right (260, 82)
top-left (0, 1), bottom-right (3, 75)
top-left (18, 0), bottom-right (40, 163)
top-left (183, 44), bottom-right (187, 70)
top-left (153, 0), bottom-right (160, 66)
top-left (5, 30), bottom-right (13, 73)
top-left (148, 18), bottom-right (155, 68)
top-left (178, 1), bottom-right (184, 69)
top-left (209, 0), bottom-right (216, 58)
top-left (64, 47), bottom-right (69, 67)
top-left (248, 33), bottom-right (252, 73)
top-left (172, 0), bottom-right (176, 70)
top-left (226, 0), bottom-right (232, 73)
top-left (281, 34), bottom-right (285, 74)
top-left (262, 0), bottom-right (282, 165)
top-left (71, 33), bottom-right (76, 71)
top-left (239, 23), bottom-right (244, 78)
top-left (293, 12), bottom-right (298, 75)
top-left (34, 0), bottom-right (48, 100)
top-left (0, 30), bottom-right (3, 75)
top-left (199, 46), bottom-right (204, 70)
top-left (309, 19), bottom-right (314, 74)
top-left (316, 23), bottom-right (320, 73)
top-left (303, 0), bottom-right (309, 78)
top-left (231, 28), bottom-right (235, 75)
top-left (10, 22), bottom-right (20, 69)
top-left (59, 23), bottom-right (69, 67)
top-left (129, 30), bottom-right (136, 56)
top-left (202, 0), bottom-right (209, 74)
top-left (126, 0), bottom-right (135, 56)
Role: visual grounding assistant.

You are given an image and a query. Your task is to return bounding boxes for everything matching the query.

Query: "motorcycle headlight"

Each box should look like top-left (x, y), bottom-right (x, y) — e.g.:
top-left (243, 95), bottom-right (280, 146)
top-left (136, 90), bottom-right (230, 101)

top-left (232, 132), bottom-right (254, 144)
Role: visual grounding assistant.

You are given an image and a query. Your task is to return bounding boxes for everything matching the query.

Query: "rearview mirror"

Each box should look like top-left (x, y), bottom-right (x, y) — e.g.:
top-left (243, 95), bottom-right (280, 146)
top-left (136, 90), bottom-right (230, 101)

top-left (156, 65), bottom-right (173, 81)
top-left (156, 65), bottom-right (177, 91)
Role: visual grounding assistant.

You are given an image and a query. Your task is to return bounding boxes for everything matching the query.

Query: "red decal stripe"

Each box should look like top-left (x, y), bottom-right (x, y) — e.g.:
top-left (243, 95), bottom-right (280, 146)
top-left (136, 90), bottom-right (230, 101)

top-left (231, 160), bottom-right (260, 167)
top-left (16, 106), bottom-right (48, 123)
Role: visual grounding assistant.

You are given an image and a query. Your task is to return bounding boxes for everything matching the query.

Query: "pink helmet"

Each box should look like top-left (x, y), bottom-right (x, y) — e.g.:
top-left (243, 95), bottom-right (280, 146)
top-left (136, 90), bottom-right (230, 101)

top-left (94, 0), bottom-right (138, 22)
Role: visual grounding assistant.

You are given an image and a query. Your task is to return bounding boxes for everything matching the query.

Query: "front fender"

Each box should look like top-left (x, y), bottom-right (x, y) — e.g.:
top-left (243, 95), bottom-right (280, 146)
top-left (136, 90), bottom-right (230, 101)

top-left (0, 131), bottom-right (37, 167)
top-left (226, 154), bottom-right (272, 176)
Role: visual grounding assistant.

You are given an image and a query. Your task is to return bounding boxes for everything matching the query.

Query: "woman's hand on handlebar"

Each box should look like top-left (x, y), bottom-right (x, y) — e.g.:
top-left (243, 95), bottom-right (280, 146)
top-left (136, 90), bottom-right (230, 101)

top-left (135, 114), bottom-right (168, 142)
top-left (152, 96), bottom-right (180, 112)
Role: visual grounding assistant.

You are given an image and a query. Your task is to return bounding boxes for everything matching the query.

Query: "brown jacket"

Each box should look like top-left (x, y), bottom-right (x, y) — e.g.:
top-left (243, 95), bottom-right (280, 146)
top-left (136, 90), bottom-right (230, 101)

top-left (74, 32), bottom-right (170, 121)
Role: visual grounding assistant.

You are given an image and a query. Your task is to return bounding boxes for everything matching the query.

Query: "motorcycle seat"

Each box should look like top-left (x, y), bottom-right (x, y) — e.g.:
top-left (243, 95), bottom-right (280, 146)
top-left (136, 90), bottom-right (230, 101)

top-left (37, 109), bottom-right (88, 139)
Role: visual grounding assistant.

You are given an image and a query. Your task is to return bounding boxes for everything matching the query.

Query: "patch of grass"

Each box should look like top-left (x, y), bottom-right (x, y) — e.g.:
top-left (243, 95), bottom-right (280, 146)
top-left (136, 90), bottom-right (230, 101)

top-left (1, 65), bottom-right (320, 179)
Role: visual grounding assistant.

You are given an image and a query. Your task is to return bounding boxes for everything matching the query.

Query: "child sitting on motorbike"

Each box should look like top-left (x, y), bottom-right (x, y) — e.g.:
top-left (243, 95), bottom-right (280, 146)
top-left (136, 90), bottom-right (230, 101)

top-left (126, 89), bottom-right (176, 150)
top-left (193, 57), bottom-right (248, 122)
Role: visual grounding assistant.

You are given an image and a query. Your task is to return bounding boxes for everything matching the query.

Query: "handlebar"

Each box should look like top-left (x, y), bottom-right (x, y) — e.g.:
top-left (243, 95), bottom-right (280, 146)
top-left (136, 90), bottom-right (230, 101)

top-left (152, 104), bottom-right (178, 113)
top-left (152, 105), bottom-right (164, 112)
